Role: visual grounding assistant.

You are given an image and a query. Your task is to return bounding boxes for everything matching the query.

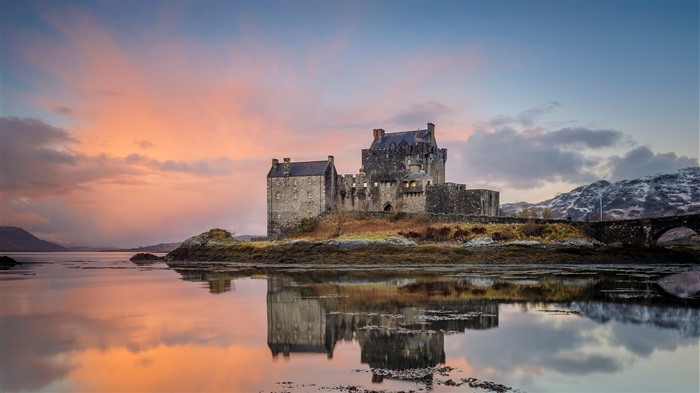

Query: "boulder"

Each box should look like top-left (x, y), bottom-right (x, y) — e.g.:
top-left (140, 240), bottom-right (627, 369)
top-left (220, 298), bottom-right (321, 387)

top-left (0, 255), bottom-right (21, 270)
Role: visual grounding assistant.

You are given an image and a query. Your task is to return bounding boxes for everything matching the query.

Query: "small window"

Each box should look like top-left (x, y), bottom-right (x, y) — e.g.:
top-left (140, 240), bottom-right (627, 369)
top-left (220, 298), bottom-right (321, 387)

top-left (276, 179), bottom-right (280, 186)
top-left (363, 182), bottom-right (367, 188)
top-left (374, 182), bottom-right (378, 187)
top-left (276, 192), bottom-right (281, 200)
top-left (403, 182), bottom-right (409, 188)
top-left (307, 191), bottom-right (312, 199)
top-left (293, 179), bottom-right (297, 186)
top-left (352, 183), bottom-right (356, 188)
top-left (293, 191), bottom-right (298, 199)
top-left (308, 178), bottom-right (312, 185)
top-left (410, 180), bottom-right (417, 187)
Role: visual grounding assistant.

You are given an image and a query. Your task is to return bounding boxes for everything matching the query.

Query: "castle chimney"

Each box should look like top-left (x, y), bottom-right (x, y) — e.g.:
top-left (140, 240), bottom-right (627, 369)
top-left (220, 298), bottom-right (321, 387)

top-left (427, 122), bottom-right (435, 133)
top-left (283, 158), bottom-right (290, 177)
top-left (373, 128), bottom-right (385, 140)
top-left (328, 155), bottom-right (334, 164)
top-left (271, 158), bottom-right (279, 168)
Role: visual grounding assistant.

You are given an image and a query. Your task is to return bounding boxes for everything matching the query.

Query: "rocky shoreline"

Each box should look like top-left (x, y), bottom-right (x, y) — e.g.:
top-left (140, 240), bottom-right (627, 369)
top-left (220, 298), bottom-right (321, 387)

top-left (164, 234), bottom-right (700, 267)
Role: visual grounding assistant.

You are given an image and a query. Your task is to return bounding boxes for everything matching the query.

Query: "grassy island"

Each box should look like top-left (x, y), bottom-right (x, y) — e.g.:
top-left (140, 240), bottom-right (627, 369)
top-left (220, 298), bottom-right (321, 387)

top-left (164, 214), bottom-right (700, 266)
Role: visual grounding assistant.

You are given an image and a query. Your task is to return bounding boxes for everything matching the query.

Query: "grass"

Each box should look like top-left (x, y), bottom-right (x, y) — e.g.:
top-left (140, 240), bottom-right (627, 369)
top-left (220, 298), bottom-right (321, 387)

top-left (289, 214), bottom-right (583, 244)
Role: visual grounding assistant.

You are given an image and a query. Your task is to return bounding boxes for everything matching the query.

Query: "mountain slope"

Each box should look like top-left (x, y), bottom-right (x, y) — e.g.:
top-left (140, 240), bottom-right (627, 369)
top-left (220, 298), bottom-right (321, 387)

top-left (0, 226), bottom-right (69, 252)
top-left (501, 167), bottom-right (700, 220)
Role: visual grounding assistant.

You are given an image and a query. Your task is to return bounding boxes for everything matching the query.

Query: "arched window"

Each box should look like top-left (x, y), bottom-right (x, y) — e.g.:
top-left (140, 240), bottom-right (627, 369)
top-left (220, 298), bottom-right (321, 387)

top-left (410, 180), bottom-right (417, 187)
top-left (276, 192), bottom-right (281, 200)
top-left (402, 181), bottom-right (409, 188)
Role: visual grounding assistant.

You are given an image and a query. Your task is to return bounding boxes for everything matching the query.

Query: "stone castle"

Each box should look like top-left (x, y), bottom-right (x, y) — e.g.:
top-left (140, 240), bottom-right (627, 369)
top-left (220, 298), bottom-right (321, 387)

top-left (267, 122), bottom-right (499, 238)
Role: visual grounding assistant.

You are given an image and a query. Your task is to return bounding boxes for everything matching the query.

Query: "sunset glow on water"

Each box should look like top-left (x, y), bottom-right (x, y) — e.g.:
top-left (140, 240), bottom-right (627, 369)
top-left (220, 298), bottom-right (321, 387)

top-left (2, 253), bottom-right (698, 392)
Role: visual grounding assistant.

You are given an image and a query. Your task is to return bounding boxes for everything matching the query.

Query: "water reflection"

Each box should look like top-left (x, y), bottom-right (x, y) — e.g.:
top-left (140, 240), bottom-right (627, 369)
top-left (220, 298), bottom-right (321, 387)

top-left (2, 255), bottom-right (698, 392)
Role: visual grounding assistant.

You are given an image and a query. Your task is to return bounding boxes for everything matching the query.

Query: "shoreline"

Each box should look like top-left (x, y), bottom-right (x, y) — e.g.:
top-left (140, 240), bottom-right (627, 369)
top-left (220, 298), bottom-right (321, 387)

top-left (164, 240), bottom-right (700, 266)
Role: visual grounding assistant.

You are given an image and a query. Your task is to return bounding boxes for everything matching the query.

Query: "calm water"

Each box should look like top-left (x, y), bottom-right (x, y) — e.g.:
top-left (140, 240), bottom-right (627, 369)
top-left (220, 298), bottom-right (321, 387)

top-left (1, 252), bottom-right (699, 393)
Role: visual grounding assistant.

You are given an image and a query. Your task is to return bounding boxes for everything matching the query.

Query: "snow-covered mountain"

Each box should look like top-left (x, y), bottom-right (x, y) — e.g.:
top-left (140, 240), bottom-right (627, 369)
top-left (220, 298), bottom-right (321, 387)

top-left (501, 167), bottom-right (700, 220)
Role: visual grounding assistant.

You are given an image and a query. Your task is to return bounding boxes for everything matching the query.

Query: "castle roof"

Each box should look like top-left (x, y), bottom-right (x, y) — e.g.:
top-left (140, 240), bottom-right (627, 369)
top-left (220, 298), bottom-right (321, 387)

top-left (370, 129), bottom-right (431, 150)
top-left (268, 160), bottom-right (331, 177)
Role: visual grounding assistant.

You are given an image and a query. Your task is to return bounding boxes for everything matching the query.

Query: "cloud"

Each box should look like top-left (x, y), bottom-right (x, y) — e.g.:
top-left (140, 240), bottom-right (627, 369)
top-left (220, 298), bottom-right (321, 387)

top-left (607, 146), bottom-right (698, 181)
top-left (0, 116), bottom-right (139, 197)
top-left (448, 103), bottom-right (696, 194)
top-left (125, 153), bottom-right (237, 175)
top-left (1, 116), bottom-right (255, 247)
top-left (450, 127), bottom-right (599, 188)
top-left (389, 100), bottom-right (453, 128)
top-left (487, 101), bottom-right (561, 128)
top-left (134, 139), bottom-right (155, 149)
top-left (537, 127), bottom-right (624, 149)
top-left (53, 105), bottom-right (74, 116)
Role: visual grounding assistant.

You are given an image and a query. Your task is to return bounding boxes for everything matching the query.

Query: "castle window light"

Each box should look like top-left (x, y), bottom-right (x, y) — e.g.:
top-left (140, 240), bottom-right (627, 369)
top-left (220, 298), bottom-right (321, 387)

top-left (410, 180), bottom-right (417, 187)
top-left (363, 182), bottom-right (367, 188)
top-left (374, 182), bottom-right (378, 187)
top-left (352, 182), bottom-right (356, 188)
top-left (403, 181), bottom-right (409, 188)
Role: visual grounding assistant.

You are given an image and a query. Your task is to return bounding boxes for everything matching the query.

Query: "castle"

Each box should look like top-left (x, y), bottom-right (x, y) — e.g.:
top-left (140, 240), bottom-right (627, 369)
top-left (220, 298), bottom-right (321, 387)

top-left (267, 122), bottom-right (499, 238)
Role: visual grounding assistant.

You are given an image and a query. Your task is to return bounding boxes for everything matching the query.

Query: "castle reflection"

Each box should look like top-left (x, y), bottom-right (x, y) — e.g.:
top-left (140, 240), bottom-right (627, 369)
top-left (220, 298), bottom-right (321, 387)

top-left (266, 277), bottom-right (498, 372)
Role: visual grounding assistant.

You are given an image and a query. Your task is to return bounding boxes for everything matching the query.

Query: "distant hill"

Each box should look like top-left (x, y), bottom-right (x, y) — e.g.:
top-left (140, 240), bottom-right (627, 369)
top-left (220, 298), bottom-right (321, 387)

top-left (0, 226), bottom-right (69, 252)
top-left (501, 167), bottom-right (700, 220)
top-left (121, 242), bottom-right (183, 252)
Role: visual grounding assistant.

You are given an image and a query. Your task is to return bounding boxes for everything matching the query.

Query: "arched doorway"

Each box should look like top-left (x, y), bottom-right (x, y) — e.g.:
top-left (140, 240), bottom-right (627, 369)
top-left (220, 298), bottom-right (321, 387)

top-left (383, 203), bottom-right (393, 212)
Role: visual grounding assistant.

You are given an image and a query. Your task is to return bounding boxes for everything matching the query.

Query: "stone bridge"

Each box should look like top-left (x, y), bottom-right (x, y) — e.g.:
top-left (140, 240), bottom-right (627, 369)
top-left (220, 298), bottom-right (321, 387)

top-left (572, 214), bottom-right (700, 248)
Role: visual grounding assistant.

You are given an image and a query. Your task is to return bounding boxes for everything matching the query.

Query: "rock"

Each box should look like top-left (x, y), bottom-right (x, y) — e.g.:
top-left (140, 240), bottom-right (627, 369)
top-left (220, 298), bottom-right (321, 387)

top-left (0, 255), bottom-right (21, 270)
top-left (129, 253), bottom-right (163, 262)
top-left (464, 237), bottom-right (495, 247)
top-left (658, 271), bottom-right (700, 298)
top-left (180, 228), bottom-right (236, 248)
top-left (505, 240), bottom-right (543, 247)
top-left (562, 237), bottom-right (604, 248)
top-left (385, 236), bottom-right (418, 246)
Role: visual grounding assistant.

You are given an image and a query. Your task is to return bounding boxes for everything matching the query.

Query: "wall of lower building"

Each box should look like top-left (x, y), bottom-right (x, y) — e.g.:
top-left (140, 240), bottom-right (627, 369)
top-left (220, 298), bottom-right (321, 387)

top-left (267, 171), bottom-right (334, 238)
top-left (335, 174), bottom-right (402, 213)
top-left (426, 184), bottom-right (499, 216)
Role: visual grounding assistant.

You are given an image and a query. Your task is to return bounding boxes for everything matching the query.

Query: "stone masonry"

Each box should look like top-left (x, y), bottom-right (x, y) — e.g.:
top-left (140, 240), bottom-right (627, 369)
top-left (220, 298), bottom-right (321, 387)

top-left (267, 122), bottom-right (500, 238)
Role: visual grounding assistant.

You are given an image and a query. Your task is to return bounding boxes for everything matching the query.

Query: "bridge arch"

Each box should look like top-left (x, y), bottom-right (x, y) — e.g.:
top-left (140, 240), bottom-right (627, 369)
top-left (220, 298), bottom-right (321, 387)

top-left (651, 218), bottom-right (700, 248)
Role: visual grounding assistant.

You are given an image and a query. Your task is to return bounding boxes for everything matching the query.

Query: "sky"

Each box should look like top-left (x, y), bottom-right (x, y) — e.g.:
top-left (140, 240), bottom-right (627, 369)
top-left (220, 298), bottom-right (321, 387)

top-left (1, 0), bottom-right (698, 247)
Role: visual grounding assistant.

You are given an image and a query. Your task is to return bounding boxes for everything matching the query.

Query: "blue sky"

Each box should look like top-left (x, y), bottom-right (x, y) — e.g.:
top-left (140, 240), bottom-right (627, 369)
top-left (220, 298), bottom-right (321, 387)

top-left (1, 0), bottom-right (698, 246)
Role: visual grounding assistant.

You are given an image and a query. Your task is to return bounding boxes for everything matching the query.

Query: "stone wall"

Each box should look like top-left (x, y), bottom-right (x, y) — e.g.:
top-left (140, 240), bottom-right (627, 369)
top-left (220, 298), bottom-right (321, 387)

top-left (426, 184), bottom-right (500, 216)
top-left (267, 165), bottom-right (336, 238)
